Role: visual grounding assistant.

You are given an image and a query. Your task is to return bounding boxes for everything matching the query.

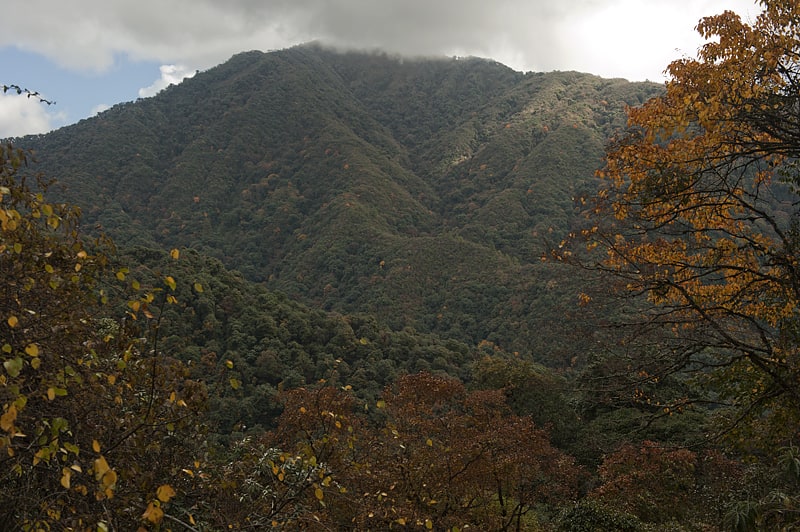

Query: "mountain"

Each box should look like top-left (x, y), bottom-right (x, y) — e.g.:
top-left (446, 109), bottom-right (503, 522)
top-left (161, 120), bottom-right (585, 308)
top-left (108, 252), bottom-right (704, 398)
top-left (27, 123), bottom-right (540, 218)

top-left (23, 44), bottom-right (662, 362)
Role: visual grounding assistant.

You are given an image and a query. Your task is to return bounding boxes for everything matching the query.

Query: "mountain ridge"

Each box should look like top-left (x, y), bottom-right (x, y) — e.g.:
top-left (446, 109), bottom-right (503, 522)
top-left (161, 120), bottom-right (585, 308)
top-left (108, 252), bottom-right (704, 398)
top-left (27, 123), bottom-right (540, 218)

top-left (22, 44), bottom-right (663, 359)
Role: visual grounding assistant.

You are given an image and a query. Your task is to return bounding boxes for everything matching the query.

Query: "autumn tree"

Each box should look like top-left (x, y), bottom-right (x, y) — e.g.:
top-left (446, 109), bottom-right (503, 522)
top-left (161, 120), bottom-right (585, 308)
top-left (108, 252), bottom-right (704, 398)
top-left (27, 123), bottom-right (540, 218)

top-left (565, 0), bottom-right (800, 454)
top-left (0, 143), bottom-right (207, 530)
top-left (363, 372), bottom-right (581, 531)
top-left (213, 385), bottom-right (358, 529)
top-left (240, 373), bottom-right (581, 530)
top-left (590, 441), bottom-right (743, 524)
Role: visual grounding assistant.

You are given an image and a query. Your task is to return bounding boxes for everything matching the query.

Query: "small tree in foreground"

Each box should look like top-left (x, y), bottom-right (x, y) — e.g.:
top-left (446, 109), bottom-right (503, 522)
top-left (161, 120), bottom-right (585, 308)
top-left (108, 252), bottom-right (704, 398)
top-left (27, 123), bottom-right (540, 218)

top-left (0, 143), bottom-right (207, 530)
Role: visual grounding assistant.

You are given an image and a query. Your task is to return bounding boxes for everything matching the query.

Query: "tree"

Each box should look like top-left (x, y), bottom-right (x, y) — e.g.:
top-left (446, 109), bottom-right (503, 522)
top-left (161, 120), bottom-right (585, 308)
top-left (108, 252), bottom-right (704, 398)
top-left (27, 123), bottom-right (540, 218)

top-left (592, 441), bottom-right (697, 523)
top-left (244, 373), bottom-right (581, 530)
top-left (469, 354), bottom-right (580, 448)
top-left (0, 143), bottom-right (207, 530)
top-left (369, 372), bottom-right (581, 531)
top-left (565, 0), bottom-right (800, 454)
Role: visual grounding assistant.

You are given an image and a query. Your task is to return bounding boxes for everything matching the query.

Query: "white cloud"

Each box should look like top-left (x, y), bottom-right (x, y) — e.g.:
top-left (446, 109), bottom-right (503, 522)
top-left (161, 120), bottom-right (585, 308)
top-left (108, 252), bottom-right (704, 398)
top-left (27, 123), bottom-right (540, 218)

top-left (0, 94), bottom-right (63, 138)
top-left (0, 0), bottom-right (760, 82)
top-left (91, 103), bottom-right (111, 116)
top-left (566, 0), bottom-right (758, 81)
top-left (138, 64), bottom-right (197, 98)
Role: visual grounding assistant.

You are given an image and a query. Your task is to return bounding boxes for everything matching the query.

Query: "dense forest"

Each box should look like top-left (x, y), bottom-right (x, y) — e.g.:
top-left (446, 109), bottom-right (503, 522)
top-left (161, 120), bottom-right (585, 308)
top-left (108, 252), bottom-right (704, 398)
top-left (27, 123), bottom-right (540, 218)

top-left (3, 1), bottom-right (800, 529)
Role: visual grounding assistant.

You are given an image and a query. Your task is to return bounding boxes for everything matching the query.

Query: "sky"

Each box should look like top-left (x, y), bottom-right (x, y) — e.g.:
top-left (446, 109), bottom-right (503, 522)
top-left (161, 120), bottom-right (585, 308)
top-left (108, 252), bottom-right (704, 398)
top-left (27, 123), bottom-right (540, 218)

top-left (1, 0), bottom-right (758, 138)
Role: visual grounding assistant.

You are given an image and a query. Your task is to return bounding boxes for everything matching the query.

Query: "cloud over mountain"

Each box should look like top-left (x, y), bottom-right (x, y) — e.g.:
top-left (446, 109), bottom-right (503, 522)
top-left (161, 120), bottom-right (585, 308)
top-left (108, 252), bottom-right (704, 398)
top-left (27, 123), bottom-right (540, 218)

top-left (1, 0), bottom-right (755, 81)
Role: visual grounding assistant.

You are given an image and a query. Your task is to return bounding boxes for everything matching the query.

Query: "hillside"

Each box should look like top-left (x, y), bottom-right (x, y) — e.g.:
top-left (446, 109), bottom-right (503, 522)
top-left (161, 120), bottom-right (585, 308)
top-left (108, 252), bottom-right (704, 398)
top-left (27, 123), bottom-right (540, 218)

top-left (23, 44), bottom-right (662, 361)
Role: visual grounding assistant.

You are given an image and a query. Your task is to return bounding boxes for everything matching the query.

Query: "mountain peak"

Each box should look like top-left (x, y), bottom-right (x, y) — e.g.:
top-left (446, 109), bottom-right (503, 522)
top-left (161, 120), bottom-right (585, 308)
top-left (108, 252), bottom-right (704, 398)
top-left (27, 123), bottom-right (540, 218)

top-left (23, 47), bottom-right (661, 355)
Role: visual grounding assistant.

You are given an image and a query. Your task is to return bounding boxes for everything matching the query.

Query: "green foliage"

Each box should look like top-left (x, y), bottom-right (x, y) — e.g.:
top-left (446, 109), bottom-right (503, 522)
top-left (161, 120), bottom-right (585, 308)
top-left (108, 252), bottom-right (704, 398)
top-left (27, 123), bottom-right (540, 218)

top-left (119, 246), bottom-right (476, 435)
top-left (722, 445), bottom-right (800, 531)
top-left (21, 45), bottom-right (661, 361)
top-left (556, 500), bottom-right (644, 532)
top-left (469, 354), bottom-right (580, 447)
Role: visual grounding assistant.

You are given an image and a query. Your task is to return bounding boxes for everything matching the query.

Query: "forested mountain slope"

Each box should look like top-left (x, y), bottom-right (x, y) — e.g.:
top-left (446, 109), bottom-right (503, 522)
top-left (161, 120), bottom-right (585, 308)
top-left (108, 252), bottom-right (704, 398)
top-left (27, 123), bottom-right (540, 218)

top-left (23, 44), bottom-right (662, 361)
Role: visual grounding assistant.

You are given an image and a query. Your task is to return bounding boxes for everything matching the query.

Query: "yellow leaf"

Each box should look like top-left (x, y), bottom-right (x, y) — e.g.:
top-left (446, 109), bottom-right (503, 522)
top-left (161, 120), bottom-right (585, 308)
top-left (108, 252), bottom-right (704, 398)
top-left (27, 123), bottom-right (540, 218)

top-left (156, 484), bottom-right (176, 503)
top-left (425, 519), bottom-right (433, 529)
top-left (60, 468), bottom-right (71, 489)
top-left (25, 344), bottom-right (39, 357)
top-left (33, 448), bottom-right (46, 466)
top-left (426, 438), bottom-right (433, 447)
top-left (7, 315), bottom-right (18, 328)
top-left (30, 357), bottom-right (41, 370)
top-left (142, 501), bottom-right (164, 524)
top-left (376, 399), bottom-right (386, 409)
top-left (225, 360), bottom-right (234, 369)
top-left (47, 388), bottom-right (56, 401)
top-left (315, 487), bottom-right (324, 501)
top-left (94, 456), bottom-right (110, 480)
top-left (170, 248), bottom-right (180, 260)
top-left (1, 405), bottom-right (17, 432)
top-left (193, 282), bottom-right (204, 292)
top-left (101, 469), bottom-right (117, 490)
top-left (92, 440), bottom-right (101, 453)
top-left (164, 276), bottom-right (176, 291)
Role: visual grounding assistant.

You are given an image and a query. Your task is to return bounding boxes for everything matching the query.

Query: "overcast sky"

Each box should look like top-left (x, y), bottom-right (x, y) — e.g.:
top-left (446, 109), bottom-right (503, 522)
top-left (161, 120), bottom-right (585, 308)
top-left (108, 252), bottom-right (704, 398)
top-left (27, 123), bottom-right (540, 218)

top-left (1, 0), bottom-right (757, 138)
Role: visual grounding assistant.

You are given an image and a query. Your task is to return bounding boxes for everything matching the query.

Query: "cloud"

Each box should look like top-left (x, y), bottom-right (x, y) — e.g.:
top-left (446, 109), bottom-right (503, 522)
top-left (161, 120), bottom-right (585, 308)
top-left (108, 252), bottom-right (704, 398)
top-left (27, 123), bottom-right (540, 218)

top-left (138, 65), bottom-right (197, 98)
top-left (0, 0), bottom-right (759, 82)
top-left (91, 103), bottom-right (111, 116)
top-left (0, 94), bottom-right (63, 138)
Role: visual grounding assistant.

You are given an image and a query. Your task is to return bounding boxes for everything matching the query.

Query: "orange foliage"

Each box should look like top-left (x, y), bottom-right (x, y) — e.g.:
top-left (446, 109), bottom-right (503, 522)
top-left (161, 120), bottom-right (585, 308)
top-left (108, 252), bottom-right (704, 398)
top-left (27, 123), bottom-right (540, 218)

top-left (568, 0), bottom-right (800, 452)
top-left (229, 373), bottom-right (581, 530)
